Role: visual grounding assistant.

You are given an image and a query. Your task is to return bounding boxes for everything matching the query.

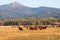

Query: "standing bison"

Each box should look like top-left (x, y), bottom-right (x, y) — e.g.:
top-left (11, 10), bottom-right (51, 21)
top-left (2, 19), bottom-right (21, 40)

top-left (38, 26), bottom-right (47, 30)
top-left (19, 27), bottom-right (23, 30)
top-left (29, 27), bottom-right (37, 30)
top-left (17, 26), bottom-right (23, 30)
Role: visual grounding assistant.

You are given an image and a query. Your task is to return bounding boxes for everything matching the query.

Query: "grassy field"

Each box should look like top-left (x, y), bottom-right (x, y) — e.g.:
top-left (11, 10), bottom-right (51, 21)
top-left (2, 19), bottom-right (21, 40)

top-left (0, 26), bottom-right (60, 40)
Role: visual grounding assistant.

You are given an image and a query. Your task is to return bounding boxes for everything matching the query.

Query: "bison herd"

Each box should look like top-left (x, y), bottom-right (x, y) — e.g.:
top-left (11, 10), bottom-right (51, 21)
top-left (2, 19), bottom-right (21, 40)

top-left (12, 25), bottom-right (48, 31)
top-left (12, 25), bottom-right (60, 31)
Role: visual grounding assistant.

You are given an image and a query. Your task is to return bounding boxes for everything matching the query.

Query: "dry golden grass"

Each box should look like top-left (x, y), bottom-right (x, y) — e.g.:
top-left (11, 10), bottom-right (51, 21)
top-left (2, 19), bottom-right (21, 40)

top-left (0, 26), bottom-right (60, 40)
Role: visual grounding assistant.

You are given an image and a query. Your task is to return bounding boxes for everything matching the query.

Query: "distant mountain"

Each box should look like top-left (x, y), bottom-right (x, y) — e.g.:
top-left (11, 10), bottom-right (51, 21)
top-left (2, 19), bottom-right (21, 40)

top-left (31, 7), bottom-right (60, 18)
top-left (0, 2), bottom-right (60, 18)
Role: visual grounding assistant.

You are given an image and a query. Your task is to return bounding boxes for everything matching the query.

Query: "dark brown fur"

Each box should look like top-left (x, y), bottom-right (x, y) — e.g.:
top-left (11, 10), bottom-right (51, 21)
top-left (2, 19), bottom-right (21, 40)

top-left (19, 27), bottom-right (23, 30)
top-left (29, 27), bottom-right (37, 30)
top-left (38, 26), bottom-right (47, 30)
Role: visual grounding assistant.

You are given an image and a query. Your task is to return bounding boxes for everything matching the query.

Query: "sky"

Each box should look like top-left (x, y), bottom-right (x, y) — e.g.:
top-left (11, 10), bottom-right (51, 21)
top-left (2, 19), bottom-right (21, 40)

top-left (0, 0), bottom-right (60, 8)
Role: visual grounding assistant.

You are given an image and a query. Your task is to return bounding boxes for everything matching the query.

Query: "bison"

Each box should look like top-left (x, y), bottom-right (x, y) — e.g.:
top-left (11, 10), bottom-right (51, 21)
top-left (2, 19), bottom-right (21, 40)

top-left (29, 27), bottom-right (37, 30)
top-left (17, 26), bottom-right (23, 30)
top-left (38, 26), bottom-right (47, 30)
top-left (19, 27), bottom-right (23, 30)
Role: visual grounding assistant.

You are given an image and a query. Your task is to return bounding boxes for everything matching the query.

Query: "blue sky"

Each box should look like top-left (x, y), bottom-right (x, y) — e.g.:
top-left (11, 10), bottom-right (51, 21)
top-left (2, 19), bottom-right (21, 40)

top-left (0, 0), bottom-right (60, 8)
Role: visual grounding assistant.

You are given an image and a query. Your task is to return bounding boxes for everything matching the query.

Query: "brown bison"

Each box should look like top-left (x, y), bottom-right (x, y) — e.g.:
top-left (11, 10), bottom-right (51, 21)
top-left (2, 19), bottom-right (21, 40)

top-left (57, 25), bottom-right (60, 27)
top-left (38, 26), bottom-right (47, 30)
top-left (29, 27), bottom-right (37, 30)
top-left (26, 27), bottom-right (29, 29)
top-left (24, 25), bottom-right (31, 30)
top-left (19, 27), bottom-right (23, 30)
top-left (17, 26), bottom-right (23, 30)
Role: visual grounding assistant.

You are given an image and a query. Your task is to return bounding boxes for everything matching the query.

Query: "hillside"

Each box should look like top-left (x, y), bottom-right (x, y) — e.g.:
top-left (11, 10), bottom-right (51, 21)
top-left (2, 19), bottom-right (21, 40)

top-left (0, 2), bottom-right (60, 18)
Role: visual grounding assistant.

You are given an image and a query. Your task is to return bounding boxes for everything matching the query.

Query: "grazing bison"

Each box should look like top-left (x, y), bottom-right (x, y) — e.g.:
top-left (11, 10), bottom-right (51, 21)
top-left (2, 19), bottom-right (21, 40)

top-left (19, 27), bottom-right (23, 30)
top-left (26, 27), bottom-right (29, 29)
top-left (42, 26), bottom-right (47, 29)
top-left (57, 25), bottom-right (60, 27)
top-left (38, 27), bottom-right (42, 30)
top-left (24, 25), bottom-right (31, 30)
top-left (38, 26), bottom-right (47, 30)
top-left (29, 27), bottom-right (37, 30)
top-left (17, 25), bottom-right (23, 30)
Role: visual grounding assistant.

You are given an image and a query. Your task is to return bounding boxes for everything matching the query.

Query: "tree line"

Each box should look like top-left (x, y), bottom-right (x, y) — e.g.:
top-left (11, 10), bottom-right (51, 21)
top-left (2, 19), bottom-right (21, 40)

top-left (0, 18), bottom-right (60, 26)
